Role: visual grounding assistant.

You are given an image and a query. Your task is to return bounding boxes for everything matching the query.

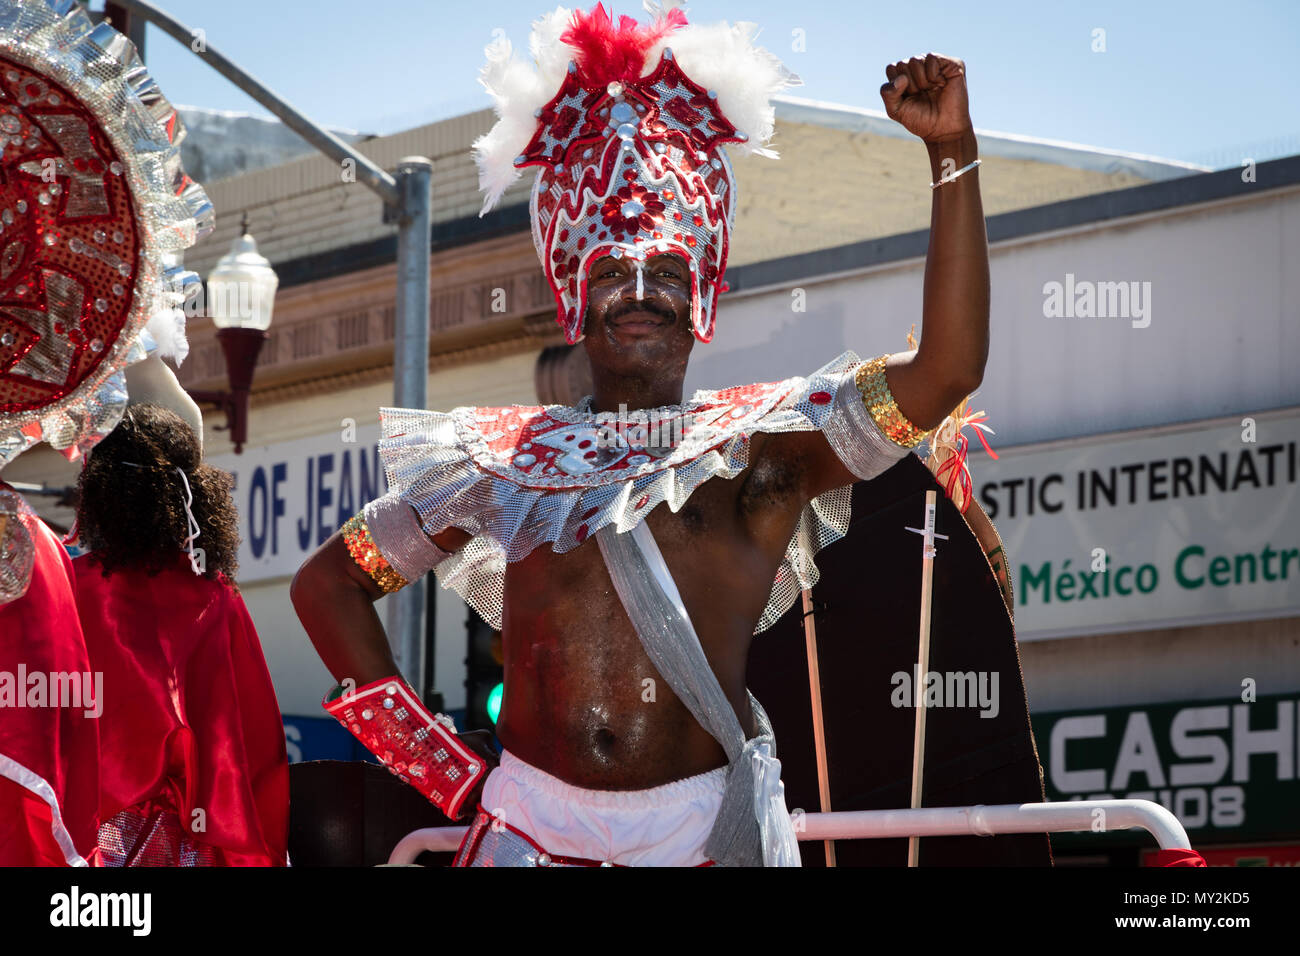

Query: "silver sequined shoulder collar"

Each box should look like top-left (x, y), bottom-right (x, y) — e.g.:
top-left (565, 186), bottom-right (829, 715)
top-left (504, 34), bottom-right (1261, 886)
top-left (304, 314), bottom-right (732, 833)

top-left (375, 351), bottom-right (883, 634)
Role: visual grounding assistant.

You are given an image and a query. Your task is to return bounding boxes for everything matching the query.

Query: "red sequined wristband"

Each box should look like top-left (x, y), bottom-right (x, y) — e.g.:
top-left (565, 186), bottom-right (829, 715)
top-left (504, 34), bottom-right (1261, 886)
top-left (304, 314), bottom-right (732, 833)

top-left (324, 676), bottom-right (486, 821)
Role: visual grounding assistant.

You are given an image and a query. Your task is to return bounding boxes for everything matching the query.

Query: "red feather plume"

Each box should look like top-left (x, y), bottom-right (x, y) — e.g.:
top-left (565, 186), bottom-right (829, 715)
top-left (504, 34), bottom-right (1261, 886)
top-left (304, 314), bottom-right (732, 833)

top-left (559, 3), bottom-right (689, 88)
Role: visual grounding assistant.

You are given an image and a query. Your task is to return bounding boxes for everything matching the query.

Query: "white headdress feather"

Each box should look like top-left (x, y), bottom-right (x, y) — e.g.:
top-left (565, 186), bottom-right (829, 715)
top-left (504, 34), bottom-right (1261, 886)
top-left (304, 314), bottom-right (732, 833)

top-left (472, 3), bottom-right (801, 216)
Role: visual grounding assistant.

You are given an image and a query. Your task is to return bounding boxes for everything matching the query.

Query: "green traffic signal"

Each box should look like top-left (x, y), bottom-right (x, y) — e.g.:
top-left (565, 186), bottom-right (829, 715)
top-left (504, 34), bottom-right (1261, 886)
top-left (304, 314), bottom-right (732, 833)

top-left (486, 681), bottom-right (504, 724)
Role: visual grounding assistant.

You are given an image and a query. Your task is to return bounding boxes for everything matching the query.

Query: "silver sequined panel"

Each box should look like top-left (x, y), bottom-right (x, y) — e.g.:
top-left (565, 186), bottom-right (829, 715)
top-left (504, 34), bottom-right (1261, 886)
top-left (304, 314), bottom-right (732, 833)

top-left (460, 822), bottom-right (590, 868)
top-left (363, 491), bottom-right (452, 581)
top-left (98, 807), bottom-right (217, 867)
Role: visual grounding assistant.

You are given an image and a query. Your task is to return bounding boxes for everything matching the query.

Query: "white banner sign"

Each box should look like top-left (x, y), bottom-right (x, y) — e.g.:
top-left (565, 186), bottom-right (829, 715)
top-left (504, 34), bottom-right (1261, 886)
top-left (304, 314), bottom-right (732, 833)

top-left (971, 408), bottom-right (1300, 639)
top-left (209, 423), bottom-right (389, 582)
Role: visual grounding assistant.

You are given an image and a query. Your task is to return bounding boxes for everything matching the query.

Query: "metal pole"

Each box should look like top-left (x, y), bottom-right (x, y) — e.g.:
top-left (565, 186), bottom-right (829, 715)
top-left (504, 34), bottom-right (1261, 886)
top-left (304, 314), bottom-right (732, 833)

top-left (907, 490), bottom-right (939, 866)
top-left (800, 588), bottom-right (836, 867)
top-left (103, 3), bottom-right (147, 57)
top-left (800, 800), bottom-right (1194, 851)
top-left (112, 0), bottom-right (399, 207)
top-left (385, 799), bottom-right (1197, 862)
top-left (390, 159), bottom-right (433, 684)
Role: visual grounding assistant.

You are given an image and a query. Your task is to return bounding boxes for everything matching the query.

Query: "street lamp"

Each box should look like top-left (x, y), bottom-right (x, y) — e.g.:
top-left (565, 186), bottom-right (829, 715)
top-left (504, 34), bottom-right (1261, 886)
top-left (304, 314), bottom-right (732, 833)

top-left (187, 214), bottom-right (279, 453)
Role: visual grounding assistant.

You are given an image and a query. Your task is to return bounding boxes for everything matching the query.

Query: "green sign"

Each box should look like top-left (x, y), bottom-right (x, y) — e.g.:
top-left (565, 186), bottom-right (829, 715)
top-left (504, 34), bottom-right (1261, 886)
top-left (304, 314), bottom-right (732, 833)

top-left (1032, 693), bottom-right (1299, 845)
top-left (973, 408), bottom-right (1300, 638)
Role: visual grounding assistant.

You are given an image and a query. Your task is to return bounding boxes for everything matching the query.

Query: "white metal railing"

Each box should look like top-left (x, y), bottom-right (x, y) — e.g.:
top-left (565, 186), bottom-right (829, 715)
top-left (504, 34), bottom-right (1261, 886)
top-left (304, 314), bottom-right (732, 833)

top-left (385, 799), bottom-right (1191, 864)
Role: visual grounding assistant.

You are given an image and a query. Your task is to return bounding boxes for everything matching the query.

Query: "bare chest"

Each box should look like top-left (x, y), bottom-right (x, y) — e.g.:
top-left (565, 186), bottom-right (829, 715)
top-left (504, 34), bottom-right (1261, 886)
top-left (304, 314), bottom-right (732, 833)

top-left (501, 471), bottom-right (784, 645)
top-left (491, 449), bottom-right (808, 786)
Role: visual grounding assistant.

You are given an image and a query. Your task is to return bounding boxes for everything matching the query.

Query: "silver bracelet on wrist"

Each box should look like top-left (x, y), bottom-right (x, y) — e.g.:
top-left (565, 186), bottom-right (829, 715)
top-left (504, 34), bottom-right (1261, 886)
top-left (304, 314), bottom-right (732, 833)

top-left (930, 157), bottom-right (981, 189)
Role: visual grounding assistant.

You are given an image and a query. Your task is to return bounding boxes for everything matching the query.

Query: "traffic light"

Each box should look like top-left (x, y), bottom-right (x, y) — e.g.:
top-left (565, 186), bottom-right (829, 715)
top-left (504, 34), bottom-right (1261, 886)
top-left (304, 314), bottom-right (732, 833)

top-left (486, 682), bottom-right (504, 725)
top-left (464, 608), bottom-right (503, 732)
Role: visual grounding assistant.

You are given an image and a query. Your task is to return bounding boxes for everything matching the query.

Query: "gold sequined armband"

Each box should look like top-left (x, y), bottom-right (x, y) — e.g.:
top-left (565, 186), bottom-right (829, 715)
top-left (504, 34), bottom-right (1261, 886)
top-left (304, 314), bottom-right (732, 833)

top-left (855, 354), bottom-right (929, 449)
top-left (342, 514), bottom-right (410, 594)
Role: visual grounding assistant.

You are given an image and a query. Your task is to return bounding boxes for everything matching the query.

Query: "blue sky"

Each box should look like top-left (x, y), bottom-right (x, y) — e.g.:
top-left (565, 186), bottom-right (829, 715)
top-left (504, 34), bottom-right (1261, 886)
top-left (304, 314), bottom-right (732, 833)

top-left (112, 0), bottom-right (1299, 168)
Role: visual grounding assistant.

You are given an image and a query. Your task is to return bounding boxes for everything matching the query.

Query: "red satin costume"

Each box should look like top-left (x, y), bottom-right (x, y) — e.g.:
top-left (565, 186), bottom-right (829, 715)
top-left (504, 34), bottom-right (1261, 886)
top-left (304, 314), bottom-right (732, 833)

top-left (74, 550), bottom-right (289, 866)
top-left (0, 508), bottom-right (100, 866)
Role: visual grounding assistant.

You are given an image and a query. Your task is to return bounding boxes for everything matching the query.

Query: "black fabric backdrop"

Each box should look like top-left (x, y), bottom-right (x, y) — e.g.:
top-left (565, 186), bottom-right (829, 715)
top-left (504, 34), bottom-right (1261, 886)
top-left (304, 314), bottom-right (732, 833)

top-left (748, 453), bottom-right (1051, 865)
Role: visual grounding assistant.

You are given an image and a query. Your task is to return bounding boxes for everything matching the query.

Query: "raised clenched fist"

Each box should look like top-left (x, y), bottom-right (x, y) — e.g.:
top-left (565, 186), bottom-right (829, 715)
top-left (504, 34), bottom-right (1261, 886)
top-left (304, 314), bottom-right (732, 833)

top-left (879, 53), bottom-right (973, 145)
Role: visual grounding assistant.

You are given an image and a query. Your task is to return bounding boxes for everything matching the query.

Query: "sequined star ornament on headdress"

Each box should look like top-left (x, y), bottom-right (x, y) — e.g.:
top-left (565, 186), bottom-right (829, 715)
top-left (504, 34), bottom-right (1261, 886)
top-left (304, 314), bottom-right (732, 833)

top-left (472, 1), bottom-right (800, 345)
top-left (0, 0), bottom-right (214, 603)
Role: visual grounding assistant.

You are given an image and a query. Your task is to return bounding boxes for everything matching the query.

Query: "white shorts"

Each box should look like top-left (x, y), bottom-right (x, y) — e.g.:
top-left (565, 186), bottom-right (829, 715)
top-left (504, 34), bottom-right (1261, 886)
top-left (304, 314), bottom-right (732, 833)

top-left (466, 749), bottom-right (727, 867)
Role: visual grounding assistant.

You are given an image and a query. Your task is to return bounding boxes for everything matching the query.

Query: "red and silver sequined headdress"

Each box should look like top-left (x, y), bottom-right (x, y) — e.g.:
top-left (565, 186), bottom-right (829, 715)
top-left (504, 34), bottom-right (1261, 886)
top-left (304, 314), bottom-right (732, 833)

top-left (0, 0), bottom-right (213, 602)
top-left (473, 1), bottom-right (799, 344)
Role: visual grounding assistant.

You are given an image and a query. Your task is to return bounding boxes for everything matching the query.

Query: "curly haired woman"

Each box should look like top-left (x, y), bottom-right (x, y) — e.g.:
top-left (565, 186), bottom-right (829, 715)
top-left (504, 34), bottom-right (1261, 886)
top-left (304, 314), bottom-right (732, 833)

top-left (73, 403), bottom-right (289, 866)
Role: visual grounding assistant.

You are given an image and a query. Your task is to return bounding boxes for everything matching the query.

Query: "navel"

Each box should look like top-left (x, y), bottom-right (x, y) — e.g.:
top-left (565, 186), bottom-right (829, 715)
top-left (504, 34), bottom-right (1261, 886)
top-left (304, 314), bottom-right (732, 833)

top-left (593, 726), bottom-right (618, 753)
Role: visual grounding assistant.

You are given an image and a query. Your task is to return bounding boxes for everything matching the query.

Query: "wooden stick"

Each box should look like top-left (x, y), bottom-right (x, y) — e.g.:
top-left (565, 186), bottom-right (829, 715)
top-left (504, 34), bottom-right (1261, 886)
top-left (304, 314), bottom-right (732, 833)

top-left (801, 587), bottom-right (836, 868)
top-left (908, 491), bottom-right (939, 867)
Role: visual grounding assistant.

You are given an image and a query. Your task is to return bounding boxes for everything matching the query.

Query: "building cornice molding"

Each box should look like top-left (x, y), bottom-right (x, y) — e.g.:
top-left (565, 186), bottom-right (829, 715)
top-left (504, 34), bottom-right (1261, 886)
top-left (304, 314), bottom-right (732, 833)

top-left (243, 329), bottom-right (559, 407)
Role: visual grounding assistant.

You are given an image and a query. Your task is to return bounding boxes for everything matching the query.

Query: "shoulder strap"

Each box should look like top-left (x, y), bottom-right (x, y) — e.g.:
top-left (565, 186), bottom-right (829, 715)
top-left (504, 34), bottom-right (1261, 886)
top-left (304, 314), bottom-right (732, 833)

top-left (594, 521), bottom-right (800, 867)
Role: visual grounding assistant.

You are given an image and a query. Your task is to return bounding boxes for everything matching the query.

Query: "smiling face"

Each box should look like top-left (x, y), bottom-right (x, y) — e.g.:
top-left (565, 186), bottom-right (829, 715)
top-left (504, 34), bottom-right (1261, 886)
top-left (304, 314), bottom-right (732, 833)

top-left (581, 251), bottom-right (697, 386)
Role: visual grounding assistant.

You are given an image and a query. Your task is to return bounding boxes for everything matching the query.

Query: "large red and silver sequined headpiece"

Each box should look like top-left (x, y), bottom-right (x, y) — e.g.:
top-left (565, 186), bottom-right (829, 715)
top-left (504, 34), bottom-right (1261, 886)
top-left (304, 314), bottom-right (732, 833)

top-left (473, 1), bottom-right (798, 344)
top-left (0, 0), bottom-right (213, 602)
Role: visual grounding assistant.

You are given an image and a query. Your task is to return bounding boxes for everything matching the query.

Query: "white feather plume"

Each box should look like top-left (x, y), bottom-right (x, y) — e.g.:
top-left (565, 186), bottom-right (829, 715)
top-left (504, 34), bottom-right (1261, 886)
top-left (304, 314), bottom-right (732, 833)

top-left (530, 6), bottom-right (577, 85)
top-left (472, 3), bottom-right (801, 216)
top-left (471, 33), bottom-right (548, 216)
top-left (145, 305), bottom-right (189, 366)
top-left (644, 19), bottom-right (802, 160)
top-left (641, 0), bottom-right (688, 18)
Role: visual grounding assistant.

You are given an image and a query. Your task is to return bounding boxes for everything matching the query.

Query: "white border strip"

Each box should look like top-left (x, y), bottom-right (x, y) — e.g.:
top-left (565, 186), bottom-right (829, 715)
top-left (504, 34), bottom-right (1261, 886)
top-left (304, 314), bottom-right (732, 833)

top-left (0, 753), bottom-right (89, 866)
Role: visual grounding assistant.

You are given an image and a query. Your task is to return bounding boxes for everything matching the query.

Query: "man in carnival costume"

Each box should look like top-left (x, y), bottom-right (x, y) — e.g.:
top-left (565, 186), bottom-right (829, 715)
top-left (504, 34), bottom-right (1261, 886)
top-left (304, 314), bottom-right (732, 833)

top-left (0, 0), bottom-right (213, 865)
top-left (295, 0), bottom-right (989, 867)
